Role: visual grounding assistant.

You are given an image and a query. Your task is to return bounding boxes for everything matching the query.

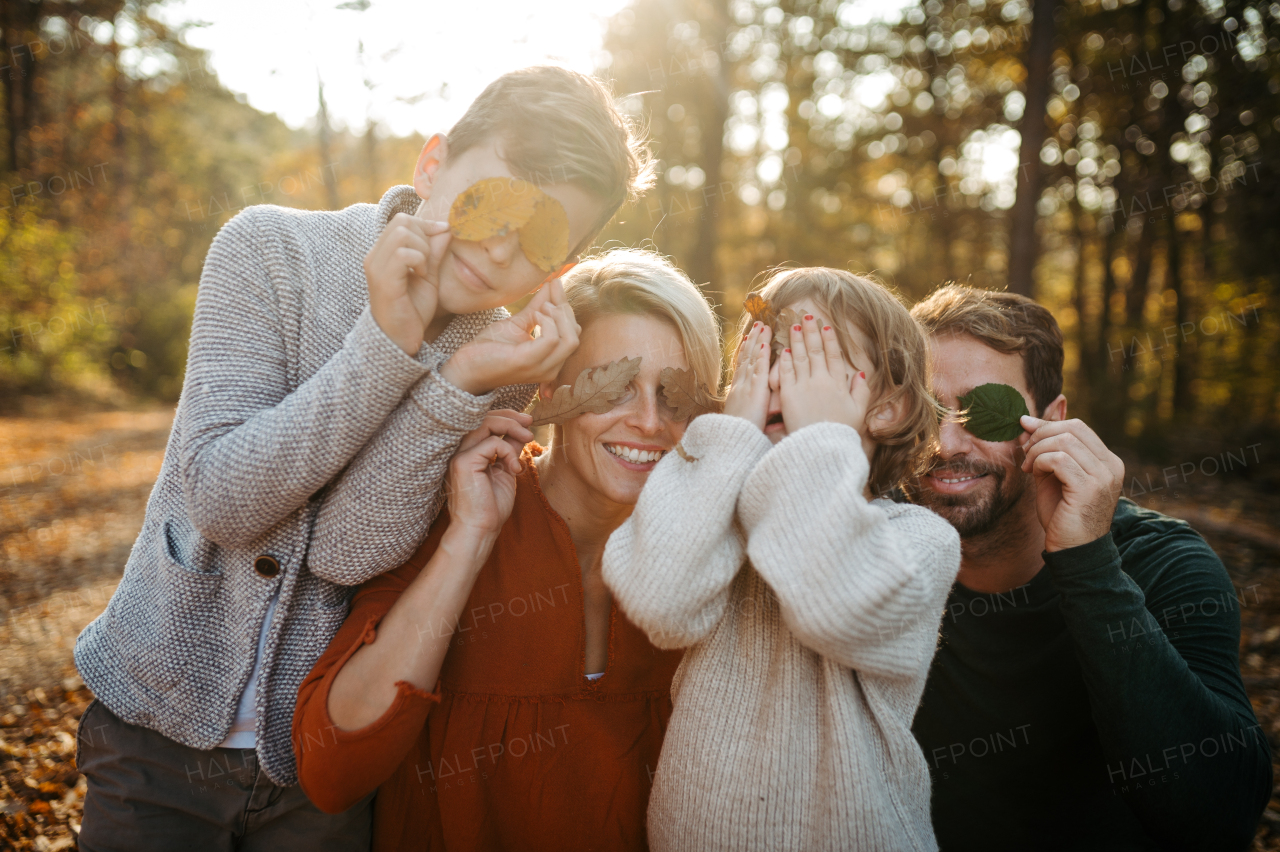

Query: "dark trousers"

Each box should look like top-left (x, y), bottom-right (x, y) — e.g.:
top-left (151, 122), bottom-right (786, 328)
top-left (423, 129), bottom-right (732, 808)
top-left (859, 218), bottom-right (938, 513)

top-left (76, 699), bottom-right (373, 852)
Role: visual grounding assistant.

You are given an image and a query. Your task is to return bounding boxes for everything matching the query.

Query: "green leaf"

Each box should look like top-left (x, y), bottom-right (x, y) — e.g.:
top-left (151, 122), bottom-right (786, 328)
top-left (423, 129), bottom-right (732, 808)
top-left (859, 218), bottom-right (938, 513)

top-left (957, 383), bottom-right (1030, 442)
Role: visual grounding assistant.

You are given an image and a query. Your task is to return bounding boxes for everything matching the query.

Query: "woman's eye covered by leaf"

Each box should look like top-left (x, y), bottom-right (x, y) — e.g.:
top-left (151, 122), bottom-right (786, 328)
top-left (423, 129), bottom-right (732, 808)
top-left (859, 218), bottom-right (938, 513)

top-left (527, 359), bottom-right (718, 426)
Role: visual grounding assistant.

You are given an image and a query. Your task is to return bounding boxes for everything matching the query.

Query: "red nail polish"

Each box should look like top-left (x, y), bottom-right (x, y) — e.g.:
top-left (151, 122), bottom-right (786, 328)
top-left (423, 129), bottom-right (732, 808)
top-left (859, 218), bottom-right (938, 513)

top-left (804, 314), bottom-right (813, 321)
top-left (784, 348), bottom-right (791, 353)
top-left (822, 325), bottom-right (831, 331)
top-left (743, 333), bottom-right (749, 340)
top-left (859, 371), bottom-right (865, 379)
top-left (793, 324), bottom-right (801, 331)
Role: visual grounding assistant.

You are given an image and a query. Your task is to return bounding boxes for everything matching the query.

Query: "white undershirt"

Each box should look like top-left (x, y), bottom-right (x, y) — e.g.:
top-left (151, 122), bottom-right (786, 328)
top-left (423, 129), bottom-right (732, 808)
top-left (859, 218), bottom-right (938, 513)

top-left (218, 592), bottom-right (280, 749)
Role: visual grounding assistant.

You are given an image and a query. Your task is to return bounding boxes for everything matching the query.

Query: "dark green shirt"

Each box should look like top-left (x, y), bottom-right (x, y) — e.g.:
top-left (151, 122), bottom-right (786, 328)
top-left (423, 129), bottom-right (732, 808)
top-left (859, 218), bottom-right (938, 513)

top-left (913, 498), bottom-right (1271, 851)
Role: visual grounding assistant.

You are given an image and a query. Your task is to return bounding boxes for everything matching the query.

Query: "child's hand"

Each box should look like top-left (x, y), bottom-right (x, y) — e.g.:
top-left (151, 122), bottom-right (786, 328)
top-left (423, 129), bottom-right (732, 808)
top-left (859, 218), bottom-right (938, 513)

top-left (723, 322), bottom-right (772, 430)
top-left (439, 278), bottom-right (581, 395)
top-left (778, 314), bottom-right (870, 438)
top-left (365, 213), bottom-right (452, 356)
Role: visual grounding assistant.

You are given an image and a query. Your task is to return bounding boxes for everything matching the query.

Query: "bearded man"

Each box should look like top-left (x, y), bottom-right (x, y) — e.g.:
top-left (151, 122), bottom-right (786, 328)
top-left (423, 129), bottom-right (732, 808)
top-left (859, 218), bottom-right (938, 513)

top-left (906, 284), bottom-right (1270, 851)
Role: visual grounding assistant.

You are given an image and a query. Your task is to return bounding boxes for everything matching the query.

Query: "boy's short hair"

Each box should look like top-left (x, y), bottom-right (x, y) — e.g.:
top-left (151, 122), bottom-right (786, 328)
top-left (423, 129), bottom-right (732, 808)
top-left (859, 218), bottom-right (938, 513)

top-left (738, 268), bottom-right (941, 497)
top-left (561, 248), bottom-right (722, 402)
top-left (448, 66), bottom-right (655, 248)
top-left (909, 284), bottom-right (1064, 414)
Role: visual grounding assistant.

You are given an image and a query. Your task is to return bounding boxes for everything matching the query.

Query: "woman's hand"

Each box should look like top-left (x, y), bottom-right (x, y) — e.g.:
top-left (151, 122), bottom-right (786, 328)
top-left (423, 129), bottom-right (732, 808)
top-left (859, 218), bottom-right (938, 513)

top-left (778, 313), bottom-right (870, 436)
top-left (445, 413), bottom-right (527, 539)
top-left (723, 322), bottom-right (773, 431)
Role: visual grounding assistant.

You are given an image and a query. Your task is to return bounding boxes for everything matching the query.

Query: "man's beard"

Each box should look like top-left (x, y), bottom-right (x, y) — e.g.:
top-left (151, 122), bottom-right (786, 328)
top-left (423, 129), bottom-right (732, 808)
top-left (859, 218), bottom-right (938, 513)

top-left (905, 457), bottom-right (1030, 539)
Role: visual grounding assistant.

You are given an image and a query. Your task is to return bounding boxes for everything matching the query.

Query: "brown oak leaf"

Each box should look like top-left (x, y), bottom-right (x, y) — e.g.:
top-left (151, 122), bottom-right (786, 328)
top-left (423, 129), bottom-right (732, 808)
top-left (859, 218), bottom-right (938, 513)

top-left (659, 366), bottom-right (720, 421)
top-left (771, 307), bottom-right (807, 360)
top-left (528, 357), bottom-right (642, 426)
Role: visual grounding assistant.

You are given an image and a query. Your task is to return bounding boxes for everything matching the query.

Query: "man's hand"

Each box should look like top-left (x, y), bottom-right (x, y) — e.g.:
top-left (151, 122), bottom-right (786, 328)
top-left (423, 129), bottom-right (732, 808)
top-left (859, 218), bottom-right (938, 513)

top-left (365, 213), bottom-right (451, 356)
top-left (445, 413), bottom-right (529, 541)
top-left (439, 278), bottom-right (580, 395)
top-left (778, 314), bottom-right (869, 437)
top-left (723, 322), bottom-right (772, 430)
top-left (1018, 416), bottom-right (1125, 552)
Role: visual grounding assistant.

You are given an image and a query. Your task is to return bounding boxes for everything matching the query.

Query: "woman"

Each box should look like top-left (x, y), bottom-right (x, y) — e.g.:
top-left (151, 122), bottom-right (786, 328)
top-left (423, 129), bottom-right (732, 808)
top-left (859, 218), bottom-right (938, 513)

top-left (292, 248), bottom-right (722, 852)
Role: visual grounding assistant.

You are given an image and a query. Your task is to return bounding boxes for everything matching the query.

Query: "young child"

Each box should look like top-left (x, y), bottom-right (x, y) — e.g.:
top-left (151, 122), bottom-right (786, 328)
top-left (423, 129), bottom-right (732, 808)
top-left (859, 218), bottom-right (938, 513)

top-left (603, 268), bottom-right (961, 851)
top-left (73, 66), bottom-right (653, 850)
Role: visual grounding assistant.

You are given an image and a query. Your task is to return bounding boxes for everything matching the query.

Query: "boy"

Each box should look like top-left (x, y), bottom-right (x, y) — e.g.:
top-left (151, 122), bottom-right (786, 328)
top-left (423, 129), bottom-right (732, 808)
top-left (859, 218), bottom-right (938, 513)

top-left (73, 66), bottom-right (653, 851)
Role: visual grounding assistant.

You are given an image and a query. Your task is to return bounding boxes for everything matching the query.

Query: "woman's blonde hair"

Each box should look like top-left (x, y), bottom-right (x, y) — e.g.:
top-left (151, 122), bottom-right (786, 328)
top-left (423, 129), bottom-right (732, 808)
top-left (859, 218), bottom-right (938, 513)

top-left (561, 248), bottom-right (722, 403)
top-left (734, 268), bottom-right (942, 496)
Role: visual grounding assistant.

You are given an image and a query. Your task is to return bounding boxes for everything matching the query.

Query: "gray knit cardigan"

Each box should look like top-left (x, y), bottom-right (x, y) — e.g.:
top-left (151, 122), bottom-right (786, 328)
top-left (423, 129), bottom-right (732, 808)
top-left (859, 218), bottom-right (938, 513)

top-left (74, 186), bottom-right (534, 785)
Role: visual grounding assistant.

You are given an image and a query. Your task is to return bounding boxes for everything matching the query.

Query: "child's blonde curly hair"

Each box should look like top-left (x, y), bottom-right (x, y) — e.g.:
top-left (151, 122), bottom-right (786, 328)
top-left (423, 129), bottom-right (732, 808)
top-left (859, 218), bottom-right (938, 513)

top-left (733, 268), bottom-right (943, 497)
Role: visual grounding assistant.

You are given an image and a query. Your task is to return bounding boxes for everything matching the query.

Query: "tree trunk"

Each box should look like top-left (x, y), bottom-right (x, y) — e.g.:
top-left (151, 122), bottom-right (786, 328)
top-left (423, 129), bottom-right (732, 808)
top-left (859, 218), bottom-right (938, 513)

top-left (1168, 222), bottom-right (1193, 417)
top-left (1071, 204), bottom-right (1093, 415)
top-left (685, 0), bottom-right (729, 319)
top-left (0, 0), bottom-right (44, 173)
top-left (1005, 0), bottom-right (1057, 296)
top-left (316, 79), bottom-right (340, 210)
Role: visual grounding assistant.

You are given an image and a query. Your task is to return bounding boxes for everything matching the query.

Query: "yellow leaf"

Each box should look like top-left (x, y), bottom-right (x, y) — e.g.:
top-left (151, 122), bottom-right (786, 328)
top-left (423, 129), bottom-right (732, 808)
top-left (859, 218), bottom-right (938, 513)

top-left (519, 194), bottom-right (570, 272)
top-left (448, 177), bottom-right (570, 272)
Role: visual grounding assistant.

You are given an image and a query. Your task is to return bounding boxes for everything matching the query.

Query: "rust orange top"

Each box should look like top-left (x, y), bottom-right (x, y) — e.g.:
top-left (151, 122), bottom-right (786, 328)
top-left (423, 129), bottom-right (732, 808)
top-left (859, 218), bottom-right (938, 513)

top-left (292, 445), bottom-right (683, 852)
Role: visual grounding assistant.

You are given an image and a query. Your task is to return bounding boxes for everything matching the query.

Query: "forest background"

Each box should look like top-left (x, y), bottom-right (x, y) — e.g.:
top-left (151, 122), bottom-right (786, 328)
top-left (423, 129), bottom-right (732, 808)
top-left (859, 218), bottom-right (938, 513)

top-left (1, 0), bottom-right (1279, 847)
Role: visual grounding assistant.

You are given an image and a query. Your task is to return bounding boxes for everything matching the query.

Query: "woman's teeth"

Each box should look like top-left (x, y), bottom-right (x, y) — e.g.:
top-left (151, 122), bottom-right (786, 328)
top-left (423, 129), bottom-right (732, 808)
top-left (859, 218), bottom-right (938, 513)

top-left (605, 444), bottom-right (665, 464)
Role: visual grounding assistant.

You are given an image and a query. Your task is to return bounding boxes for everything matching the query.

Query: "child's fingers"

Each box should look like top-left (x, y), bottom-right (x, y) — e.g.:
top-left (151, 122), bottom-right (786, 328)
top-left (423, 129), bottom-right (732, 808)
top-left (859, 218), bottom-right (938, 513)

top-left (394, 246), bottom-right (430, 283)
top-left (542, 303), bottom-right (580, 366)
top-left (788, 322), bottom-right (808, 376)
top-left (802, 315), bottom-right (825, 375)
top-left (778, 345), bottom-right (795, 390)
top-left (820, 324), bottom-right (845, 376)
top-left (754, 340), bottom-right (770, 379)
top-left (543, 277), bottom-right (566, 306)
top-left (511, 281), bottom-right (554, 329)
top-left (851, 370), bottom-right (871, 427)
top-left (425, 229), bottom-right (451, 284)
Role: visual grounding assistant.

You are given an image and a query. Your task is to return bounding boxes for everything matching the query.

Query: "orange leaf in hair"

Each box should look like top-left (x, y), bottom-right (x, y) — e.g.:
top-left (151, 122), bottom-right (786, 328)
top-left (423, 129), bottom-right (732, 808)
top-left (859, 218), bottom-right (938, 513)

top-left (527, 357), bottom-right (642, 426)
top-left (743, 293), bottom-right (777, 328)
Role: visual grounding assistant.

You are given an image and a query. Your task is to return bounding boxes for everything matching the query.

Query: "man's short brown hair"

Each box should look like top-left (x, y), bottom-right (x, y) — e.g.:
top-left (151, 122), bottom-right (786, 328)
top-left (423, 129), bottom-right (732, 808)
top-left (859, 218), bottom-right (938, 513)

top-left (447, 66), bottom-right (655, 246)
top-left (910, 284), bottom-right (1064, 414)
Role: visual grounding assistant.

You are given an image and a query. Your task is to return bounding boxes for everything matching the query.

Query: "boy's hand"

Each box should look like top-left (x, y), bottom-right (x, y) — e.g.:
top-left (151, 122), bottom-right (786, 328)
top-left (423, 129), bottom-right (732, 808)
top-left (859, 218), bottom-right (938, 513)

top-left (439, 279), bottom-right (581, 395)
top-left (365, 213), bottom-right (451, 356)
top-left (723, 322), bottom-right (772, 430)
top-left (778, 314), bottom-right (869, 437)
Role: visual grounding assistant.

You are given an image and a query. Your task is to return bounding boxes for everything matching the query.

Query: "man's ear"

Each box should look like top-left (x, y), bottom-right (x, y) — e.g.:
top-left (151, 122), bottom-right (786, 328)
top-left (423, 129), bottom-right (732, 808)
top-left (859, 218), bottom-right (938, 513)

top-left (413, 134), bottom-right (448, 201)
top-left (1040, 393), bottom-right (1068, 422)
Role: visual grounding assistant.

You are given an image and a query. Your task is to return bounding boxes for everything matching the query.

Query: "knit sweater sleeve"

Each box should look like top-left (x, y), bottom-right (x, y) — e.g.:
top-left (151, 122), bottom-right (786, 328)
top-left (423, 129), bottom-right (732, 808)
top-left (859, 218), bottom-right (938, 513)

top-left (178, 207), bottom-right (431, 550)
top-left (737, 422), bottom-right (961, 678)
top-left (306, 355), bottom-right (536, 585)
top-left (603, 414), bottom-right (772, 649)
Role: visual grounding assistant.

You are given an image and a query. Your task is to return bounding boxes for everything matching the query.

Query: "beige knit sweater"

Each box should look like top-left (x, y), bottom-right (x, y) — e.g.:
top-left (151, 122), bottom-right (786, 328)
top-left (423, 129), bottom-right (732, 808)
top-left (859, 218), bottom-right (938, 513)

top-left (603, 414), bottom-right (961, 852)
